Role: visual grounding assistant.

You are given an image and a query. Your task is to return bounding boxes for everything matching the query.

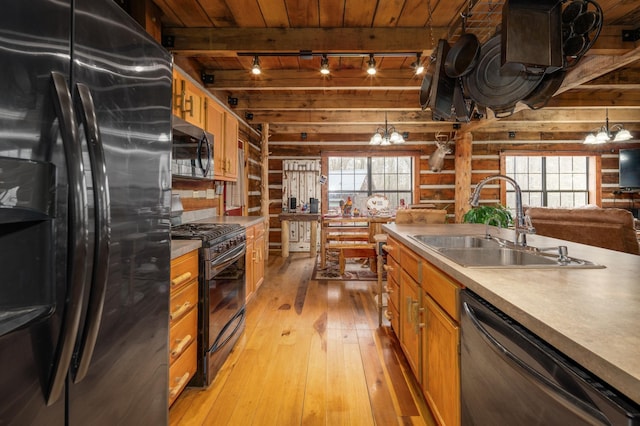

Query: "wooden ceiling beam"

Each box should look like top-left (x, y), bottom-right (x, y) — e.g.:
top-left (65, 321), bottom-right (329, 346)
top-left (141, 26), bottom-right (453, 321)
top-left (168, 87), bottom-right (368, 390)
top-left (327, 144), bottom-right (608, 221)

top-left (220, 92), bottom-right (422, 110)
top-left (163, 27), bottom-right (446, 54)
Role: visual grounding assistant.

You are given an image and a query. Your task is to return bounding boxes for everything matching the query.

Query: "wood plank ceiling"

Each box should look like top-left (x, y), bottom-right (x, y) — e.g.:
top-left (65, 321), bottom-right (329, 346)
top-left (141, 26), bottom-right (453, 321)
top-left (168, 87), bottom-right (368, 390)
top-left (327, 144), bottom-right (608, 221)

top-left (152, 0), bottom-right (640, 143)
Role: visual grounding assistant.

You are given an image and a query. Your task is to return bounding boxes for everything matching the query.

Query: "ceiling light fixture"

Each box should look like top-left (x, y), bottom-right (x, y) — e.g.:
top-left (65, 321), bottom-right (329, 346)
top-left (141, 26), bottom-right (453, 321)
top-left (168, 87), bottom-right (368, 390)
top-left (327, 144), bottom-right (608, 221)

top-left (320, 54), bottom-right (330, 75)
top-left (366, 54), bottom-right (377, 75)
top-left (411, 53), bottom-right (425, 75)
top-left (369, 112), bottom-right (405, 146)
top-left (251, 55), bottom-right (261, 75)
top-left (583, 108), bottom-right (633, 144)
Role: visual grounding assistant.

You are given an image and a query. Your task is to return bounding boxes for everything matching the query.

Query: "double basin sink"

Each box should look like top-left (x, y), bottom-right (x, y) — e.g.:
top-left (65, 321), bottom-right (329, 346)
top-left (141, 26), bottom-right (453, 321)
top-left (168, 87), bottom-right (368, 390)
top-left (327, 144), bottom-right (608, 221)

top-left (410, 235), bottom-right (604, 269)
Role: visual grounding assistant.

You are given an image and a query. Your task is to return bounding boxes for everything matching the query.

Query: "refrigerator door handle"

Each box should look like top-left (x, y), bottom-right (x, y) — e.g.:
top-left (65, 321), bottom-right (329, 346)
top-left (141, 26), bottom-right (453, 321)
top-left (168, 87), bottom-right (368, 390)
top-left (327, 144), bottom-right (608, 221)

top-left (462, 301), bottom-right (609, 425)
top-left (71, 83), bottom-right (111, 383)
top-left (46, 72), bottom-right (89, 405)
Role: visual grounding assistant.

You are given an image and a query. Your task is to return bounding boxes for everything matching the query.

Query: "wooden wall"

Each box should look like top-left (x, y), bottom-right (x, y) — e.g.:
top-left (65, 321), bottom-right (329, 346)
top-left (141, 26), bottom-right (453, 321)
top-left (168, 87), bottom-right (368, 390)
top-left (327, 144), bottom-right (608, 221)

top-left (266, 135), bottom-right (640, 253)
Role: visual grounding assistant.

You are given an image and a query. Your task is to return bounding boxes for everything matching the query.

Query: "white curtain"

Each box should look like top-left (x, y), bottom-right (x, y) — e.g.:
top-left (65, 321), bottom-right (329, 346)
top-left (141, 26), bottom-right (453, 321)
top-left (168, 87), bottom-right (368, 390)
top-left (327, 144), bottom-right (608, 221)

top-left (225, 148), bottom-right (245, 208)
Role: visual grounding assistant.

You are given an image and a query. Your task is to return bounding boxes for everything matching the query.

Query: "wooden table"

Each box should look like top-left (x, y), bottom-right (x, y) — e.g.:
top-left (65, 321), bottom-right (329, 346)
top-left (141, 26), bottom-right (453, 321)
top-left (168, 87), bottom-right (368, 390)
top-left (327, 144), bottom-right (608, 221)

top-left (320, 215), bottom-right (394, 267)
top-left (278, 212), bottom-right (321, 258)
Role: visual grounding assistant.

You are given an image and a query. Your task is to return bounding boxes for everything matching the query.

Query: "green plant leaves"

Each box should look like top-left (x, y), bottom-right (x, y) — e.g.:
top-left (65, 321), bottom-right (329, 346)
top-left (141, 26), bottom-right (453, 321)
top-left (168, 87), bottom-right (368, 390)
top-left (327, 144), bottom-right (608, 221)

top-left (463, 205), bottom-right (513, 227)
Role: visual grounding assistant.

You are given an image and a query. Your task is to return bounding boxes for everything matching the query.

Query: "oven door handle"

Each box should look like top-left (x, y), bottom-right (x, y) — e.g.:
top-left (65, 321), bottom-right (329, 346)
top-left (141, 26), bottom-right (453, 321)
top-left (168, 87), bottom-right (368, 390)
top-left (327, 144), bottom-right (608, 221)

top-left (210, 244), bottom-right (246, 276)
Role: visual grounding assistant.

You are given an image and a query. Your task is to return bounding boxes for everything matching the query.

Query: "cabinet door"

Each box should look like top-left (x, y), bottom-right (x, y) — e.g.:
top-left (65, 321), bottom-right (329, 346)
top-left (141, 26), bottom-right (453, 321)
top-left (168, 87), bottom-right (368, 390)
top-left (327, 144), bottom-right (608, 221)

top-left (172, 69), bottom-right (183, 117)
top-left (254, 231), bottom-right (265, 289)
top-left (245, 226), bottom-right (255, 301)
top-left (182, 78), bottom-right (205, 128)
top-left (223, 113), bottom-right (239, 179)
top-left (424, 295), bottom-right (460, 426)
top-left (400, 269), bottom-right (421, 379)
top-left (206, 99), bottom-right (225, 179)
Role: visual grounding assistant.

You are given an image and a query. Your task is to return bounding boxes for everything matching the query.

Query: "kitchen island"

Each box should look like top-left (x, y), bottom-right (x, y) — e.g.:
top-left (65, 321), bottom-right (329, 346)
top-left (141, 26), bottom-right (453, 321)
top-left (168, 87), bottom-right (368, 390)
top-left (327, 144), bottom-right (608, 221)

top-left (382, 223), bottom-right (640, 406)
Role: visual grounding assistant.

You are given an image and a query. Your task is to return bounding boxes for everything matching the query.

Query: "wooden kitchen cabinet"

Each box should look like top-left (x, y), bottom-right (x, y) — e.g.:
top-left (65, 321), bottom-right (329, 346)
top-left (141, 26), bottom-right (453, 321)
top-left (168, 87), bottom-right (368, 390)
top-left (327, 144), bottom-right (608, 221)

top-left (386, 236), bottom-right (462, 426)
top-left (421, 259), bottom-right (461, 426)
top-left (245, 220), bottom-right (265, 301)
top-left (169, 249), bottom-right (199, 406)
top-left (222, 113), bottom-right (239, 180)
top-left (400, 268), bottom-right (421, 378)
top-left (173, 68), bottom-right (205, 129)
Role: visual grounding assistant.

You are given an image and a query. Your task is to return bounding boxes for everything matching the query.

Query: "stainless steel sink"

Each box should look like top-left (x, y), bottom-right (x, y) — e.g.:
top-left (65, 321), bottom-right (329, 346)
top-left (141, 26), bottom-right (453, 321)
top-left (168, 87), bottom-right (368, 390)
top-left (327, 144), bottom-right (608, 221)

top-left (411, 234), bottom-right (500, 249)
top-left (410, 234), bottom-right (604, 269)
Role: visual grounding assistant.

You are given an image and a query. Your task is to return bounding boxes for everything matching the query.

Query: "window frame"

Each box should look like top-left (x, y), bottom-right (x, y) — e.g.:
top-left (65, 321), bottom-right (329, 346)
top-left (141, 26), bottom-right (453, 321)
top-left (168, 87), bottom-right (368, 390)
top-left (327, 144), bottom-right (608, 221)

top-left (499, 151), bottom-right (602, 208)
top-left (321, 150), bottom-right (421, 214)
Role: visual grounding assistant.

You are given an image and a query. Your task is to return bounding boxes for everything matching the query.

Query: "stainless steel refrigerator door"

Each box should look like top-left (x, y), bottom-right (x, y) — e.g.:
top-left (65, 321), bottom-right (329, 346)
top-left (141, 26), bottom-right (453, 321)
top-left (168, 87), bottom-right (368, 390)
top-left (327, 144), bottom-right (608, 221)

top-left (67, 1), bottom-right (172, 425)
top-left (0, 1), bottom-right (74, 425)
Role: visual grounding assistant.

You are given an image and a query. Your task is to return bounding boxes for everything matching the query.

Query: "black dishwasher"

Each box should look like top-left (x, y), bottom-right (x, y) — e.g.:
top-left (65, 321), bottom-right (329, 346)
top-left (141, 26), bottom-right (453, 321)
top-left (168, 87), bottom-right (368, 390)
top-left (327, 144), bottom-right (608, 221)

top-left (460, 290), bottom-right (640, 425)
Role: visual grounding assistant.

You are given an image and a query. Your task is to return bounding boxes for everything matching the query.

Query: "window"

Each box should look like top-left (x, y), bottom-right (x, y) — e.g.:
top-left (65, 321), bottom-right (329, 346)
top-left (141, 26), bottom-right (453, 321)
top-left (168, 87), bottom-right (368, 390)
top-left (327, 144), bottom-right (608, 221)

top-left (327, 155), bottom-right (413, 212)
top-left (502, 153), bottom-right (599, 212)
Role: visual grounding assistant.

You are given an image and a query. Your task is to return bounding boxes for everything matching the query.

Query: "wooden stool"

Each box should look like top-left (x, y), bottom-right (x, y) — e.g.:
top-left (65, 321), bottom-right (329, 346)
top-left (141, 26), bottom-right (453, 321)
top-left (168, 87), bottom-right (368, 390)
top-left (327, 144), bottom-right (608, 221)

top-left (335, 243), bottom-right (377, 275)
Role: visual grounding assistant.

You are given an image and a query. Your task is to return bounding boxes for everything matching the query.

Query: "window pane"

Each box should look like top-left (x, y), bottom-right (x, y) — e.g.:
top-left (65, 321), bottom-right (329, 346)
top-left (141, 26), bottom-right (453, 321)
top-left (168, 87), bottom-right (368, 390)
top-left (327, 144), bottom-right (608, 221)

top-left (547, 192), bottom-right (560, 207)
top-left (529, 174), bottom-right (543, 190)
top-left (547, 174), bottom-right (559, 190)
top-left (385, 174), bottom-right (398, 190)
top-left (559, 174), bottom-right (573, 190)
top-left (371, 174), bottom-right (384, 191)
top-left (398, 157), bottom-right (412, 173)
top-left (505, 156), bottom-right (514, 174)
top-left (398, 174), bottom-right (412, 191)
top-left (573, 174), bottom-right (587, 190)
top-left (385, 157), bottom-right (398, 173)
top-left (371, 158), bottom-right (384, 173)
top-left (546, 157), bottom-right (559, 173)
top-left (528, 192), bottom-right (543, 207)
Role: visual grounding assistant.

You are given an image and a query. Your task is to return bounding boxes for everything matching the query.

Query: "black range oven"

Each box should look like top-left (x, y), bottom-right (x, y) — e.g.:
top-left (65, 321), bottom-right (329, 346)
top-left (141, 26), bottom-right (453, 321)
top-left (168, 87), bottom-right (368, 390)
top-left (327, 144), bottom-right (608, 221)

top-left (171, 222), bottom-right (246, 387)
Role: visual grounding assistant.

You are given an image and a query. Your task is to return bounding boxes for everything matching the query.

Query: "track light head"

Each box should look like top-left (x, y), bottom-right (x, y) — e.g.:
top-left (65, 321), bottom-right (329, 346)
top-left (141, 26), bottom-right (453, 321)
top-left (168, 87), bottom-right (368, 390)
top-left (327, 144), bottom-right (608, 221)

top-left (367, 54), bottom-right (377, 75)
top-left (251, 56), bottom-right (261, 75)
top-left (320, 54), bottom-right (330, 75)
top-left (411, 53), bottom-right (424, 74)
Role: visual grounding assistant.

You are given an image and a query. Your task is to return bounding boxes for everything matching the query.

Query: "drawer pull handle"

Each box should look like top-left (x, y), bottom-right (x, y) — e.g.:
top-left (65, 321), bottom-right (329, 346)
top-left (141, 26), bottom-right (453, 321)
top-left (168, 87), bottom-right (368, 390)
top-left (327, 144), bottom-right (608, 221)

top-left (383, 264), bottom-right (393, 272)
top-left (171, 272), bottom-right (192, 287)
top-left (169, 372), bottom-right (190, 399)
top-left (384, 285), bottom-right (393, 294)
top-left (381, 244), bottom-right (393, 252)
top-left (384, 310), bottom-right (393, 320)
top-left (170, 301), bottom-right (192, 321)
top-left (171, 334), bottom-right (193, 359)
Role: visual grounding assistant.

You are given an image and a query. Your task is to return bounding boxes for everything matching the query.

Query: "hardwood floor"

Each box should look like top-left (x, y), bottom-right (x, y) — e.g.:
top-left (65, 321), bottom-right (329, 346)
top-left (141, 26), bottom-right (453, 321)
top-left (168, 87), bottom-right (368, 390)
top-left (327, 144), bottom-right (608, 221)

top-left (169, 253), bottom-right (435, 426)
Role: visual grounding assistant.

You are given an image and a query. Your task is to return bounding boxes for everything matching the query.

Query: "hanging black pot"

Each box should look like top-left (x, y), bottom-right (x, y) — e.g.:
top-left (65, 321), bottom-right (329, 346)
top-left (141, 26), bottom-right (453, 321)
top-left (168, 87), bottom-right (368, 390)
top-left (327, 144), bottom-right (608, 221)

top-left (522, 70), bottom-right (567, 110)
top-left (444, 32), bottom-right (481, 78)
top-left (463, 33), bottom-right (544, 118)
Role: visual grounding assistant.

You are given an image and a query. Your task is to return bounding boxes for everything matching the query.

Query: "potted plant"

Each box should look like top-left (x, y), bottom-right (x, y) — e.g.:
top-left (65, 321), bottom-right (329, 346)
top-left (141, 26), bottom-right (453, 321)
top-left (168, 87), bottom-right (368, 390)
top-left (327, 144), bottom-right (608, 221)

top-left (463, 204), bottom-right (513, 228)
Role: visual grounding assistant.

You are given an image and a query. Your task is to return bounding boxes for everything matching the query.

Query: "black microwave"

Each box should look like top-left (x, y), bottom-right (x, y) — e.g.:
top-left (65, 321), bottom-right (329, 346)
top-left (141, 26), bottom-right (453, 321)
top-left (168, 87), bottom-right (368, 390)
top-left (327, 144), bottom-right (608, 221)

top-left (171, 115), bottom-right (213, 180)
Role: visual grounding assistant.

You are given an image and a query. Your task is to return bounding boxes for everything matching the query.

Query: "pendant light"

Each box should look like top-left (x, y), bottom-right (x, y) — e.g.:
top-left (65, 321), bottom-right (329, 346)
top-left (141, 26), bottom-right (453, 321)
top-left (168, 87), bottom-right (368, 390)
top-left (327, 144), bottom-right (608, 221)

top-left (369, 112), bottom-right (405, 145)
top-left (583, 108), bottom-right (633, 144)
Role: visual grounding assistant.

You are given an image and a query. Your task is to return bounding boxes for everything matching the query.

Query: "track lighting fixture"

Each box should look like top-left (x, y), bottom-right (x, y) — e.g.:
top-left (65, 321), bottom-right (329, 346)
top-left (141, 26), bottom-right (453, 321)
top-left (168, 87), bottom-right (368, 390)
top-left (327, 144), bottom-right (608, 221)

top-left (320, 54), bottom-right (330, 75)
top-left (366, 54), bottom-right (377, 75)
top-left (251, 56), bottom-right (261, 75)
top-left (411, 53), bottom-right (424, 75)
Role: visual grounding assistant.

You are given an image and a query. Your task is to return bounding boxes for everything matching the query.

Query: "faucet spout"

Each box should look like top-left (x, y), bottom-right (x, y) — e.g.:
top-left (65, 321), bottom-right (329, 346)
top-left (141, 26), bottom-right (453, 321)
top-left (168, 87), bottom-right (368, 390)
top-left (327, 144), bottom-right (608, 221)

top-left (469, 174), bottom-right (535, 246)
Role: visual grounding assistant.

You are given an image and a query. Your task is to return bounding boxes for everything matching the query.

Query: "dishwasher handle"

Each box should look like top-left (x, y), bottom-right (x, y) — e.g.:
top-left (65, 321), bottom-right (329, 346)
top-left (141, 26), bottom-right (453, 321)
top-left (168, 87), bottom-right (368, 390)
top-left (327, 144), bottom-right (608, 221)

top-left (462, 301), bottom-right (610, 425)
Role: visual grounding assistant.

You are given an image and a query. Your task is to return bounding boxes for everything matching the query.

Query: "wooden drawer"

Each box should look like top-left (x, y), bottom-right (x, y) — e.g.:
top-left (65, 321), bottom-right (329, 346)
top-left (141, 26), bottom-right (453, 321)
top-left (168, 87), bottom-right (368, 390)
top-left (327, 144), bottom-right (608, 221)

top-left (386, 272), bottom-right (400, 313)
top-left (169, 308), bottom-right (197, 366)
top-left (245, 224), bottom-right (255, 240)
top-left (422, 262), bottom-right (461, 321)
top-left (383, 236), bottom-right (400, 262)
top-left (400, 244), bottom-right (421, 284)
top-left (169, 339), bottom-right (197, 406)
top-left (171, 250), bottom-right (198, 292)
top-left (386, 298), bottom-right (400, 336)
top-left (170, 280), bottom-right (198, 326)
top-left (384, 254), bottom-right (400, 284)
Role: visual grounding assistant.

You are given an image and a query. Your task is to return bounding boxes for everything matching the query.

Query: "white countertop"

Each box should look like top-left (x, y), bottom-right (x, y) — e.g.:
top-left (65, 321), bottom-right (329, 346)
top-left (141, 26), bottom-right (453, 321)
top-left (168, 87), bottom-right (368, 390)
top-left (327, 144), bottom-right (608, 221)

top-left (382, 223), bottom-right (640, 405)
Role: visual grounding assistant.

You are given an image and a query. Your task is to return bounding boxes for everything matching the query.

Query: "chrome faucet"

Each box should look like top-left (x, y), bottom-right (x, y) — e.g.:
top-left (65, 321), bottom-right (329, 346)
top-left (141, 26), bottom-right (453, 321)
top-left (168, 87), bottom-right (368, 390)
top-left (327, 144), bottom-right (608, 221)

top-left (469, 174), bottom-right (535, 246)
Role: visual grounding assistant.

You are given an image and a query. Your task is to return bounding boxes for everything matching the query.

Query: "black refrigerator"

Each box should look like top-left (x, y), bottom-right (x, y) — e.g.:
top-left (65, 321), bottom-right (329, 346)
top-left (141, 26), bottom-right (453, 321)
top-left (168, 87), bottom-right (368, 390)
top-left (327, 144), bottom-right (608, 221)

top-left (0, 0), bottom-right (172, 424)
